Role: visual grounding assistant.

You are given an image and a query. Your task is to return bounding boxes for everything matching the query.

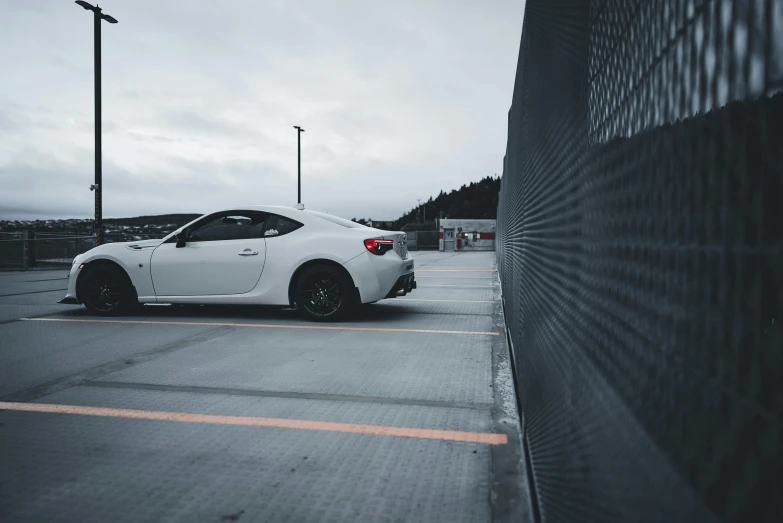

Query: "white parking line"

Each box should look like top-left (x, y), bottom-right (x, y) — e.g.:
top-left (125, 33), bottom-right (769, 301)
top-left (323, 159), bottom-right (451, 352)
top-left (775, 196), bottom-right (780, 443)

top-left (394, 299), bottom-right (494, 303)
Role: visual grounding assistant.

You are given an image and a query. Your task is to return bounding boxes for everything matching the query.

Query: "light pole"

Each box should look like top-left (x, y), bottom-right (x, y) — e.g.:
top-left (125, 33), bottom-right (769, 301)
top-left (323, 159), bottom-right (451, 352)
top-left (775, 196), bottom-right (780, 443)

top-left (293, 126), bottom-right (305, 204)
top-left (75, 1), bottom-right (117, 246)
top-left (420, 200), bottom-right (439, 226)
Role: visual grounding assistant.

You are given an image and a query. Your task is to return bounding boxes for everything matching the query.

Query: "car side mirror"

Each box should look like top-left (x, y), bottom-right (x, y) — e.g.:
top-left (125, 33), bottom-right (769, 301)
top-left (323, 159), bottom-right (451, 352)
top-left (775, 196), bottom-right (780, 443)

top-left (175, 232), bottom-right (187, 248)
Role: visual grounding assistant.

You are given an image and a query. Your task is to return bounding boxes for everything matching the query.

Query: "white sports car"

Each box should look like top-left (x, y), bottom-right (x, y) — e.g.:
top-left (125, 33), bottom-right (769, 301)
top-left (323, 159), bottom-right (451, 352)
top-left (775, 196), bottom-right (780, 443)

top-left (60, 206), bottom-right (416, 321)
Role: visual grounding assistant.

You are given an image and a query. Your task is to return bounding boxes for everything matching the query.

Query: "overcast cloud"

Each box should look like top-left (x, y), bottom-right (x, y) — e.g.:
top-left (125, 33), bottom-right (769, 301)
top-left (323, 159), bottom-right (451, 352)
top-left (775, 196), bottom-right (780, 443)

top-left (0, 0), bottom-right (524, 221)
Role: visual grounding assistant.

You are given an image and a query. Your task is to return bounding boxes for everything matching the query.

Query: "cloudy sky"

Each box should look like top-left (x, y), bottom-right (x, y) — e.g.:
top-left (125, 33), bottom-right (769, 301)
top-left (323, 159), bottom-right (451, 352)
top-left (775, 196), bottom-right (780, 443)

top-left (0, 0), bottom-right (524, 221)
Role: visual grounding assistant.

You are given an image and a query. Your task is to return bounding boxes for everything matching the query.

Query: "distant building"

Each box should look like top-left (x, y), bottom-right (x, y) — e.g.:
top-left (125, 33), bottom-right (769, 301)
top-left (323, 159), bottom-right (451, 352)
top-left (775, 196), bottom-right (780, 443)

top-left (438, 219), bottom-right (496, 252)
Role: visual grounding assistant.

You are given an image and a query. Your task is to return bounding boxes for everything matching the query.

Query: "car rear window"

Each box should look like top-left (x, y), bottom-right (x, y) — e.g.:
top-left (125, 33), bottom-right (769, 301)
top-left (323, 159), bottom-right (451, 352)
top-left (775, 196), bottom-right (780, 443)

top-left (304, 210), bottom-right (366, 228)
top-left (263, 215), bottom-right (303, 237)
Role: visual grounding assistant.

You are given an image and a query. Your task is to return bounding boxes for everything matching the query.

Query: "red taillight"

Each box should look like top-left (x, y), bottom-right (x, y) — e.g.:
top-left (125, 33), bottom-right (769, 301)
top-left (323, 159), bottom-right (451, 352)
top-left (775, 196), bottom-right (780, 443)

top-left (364, 238), bottom-right (394, 255)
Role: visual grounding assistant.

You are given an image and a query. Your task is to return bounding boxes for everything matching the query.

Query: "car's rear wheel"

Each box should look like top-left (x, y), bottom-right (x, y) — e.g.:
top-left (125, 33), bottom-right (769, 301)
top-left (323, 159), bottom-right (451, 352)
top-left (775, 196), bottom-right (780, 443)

top-left (294, 264), bottom-right (353, 322)
top-left (79, 264), bottom-right (137, 316)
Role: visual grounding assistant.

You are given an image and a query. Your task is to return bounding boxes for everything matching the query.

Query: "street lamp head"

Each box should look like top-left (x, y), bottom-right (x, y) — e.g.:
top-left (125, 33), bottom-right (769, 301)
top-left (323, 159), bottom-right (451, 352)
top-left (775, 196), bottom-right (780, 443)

top-left (294, 126), bottom-right (305, 132)
top-left (75, 1), bottom-right (116, 21)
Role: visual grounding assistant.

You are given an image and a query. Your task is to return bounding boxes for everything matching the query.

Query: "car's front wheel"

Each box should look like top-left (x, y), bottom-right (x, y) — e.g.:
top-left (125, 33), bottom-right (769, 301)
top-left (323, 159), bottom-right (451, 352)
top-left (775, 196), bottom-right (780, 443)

top-left (79, 264), bottom-right (138, 316)
top-left (294, 264), bottom-right (353, 322)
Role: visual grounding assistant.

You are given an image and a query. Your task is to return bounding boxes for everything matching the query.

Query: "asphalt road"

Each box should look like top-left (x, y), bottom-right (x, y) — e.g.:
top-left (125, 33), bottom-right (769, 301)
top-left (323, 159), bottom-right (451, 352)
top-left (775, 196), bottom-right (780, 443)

top-left (0, 252), bottom-right (530, 523)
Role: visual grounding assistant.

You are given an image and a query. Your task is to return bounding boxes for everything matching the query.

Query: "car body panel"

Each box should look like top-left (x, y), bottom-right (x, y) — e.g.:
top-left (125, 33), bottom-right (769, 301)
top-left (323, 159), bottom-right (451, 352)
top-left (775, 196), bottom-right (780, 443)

top-left (345, 250), bottom-right (414, 303)
top-left (150, 238), bottom-right (267, 297)
top-left (64, 239), bottom-right (163, 302)
top-left (61, 205), bottom-right (415, 308)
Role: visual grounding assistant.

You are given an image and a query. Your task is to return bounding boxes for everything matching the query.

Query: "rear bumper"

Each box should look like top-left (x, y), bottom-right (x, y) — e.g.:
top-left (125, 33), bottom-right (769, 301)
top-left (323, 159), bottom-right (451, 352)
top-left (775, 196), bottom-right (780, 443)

top-left (58, 296), bottom-right (79, 304)
top-left (344, 251), bottom-right (415, 303)
top-left (385, 273), bottom-right (417, 298)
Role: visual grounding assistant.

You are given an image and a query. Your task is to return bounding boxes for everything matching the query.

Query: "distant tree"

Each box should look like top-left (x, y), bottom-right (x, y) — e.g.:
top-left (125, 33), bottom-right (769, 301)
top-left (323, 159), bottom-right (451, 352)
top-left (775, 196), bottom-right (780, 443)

top-left (392, 175), bottom-right (501, 228)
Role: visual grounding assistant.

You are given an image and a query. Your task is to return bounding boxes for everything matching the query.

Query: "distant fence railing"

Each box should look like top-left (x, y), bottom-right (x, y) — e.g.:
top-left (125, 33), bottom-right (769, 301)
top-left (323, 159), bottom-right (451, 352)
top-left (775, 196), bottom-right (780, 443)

top-left (0, 234), bottom-right (95, 268)
top-left (405, 231), bottom-right (439, 250)
top-left (0, 232), bottom-right (164, 269)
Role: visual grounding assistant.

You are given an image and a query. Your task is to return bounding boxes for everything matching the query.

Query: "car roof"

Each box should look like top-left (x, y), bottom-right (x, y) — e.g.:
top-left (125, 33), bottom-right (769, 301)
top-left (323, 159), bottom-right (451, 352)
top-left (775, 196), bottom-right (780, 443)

top-left (163, 205), bottom-right (384, 241)
top-left (201, 205), bottom-right (356, 228)
top-left (203, 205), bottom-right (300, 218)
top-left (237, 205), bottom-right (300, 215)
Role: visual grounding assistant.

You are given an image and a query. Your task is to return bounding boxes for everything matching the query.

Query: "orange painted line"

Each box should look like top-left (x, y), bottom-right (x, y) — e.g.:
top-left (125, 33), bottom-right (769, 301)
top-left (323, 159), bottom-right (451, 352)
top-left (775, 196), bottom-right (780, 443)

top-left (417, 270), bottom-right (496, 273)
top-left (0, 402), bottom-right (507, 445)
top-left (19, 317), bottom-right (499, 336)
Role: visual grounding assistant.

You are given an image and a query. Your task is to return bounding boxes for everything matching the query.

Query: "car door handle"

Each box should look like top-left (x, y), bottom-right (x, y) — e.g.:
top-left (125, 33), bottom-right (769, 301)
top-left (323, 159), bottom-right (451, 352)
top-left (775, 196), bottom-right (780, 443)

top-left (238, 250), bottom-right (258, 256)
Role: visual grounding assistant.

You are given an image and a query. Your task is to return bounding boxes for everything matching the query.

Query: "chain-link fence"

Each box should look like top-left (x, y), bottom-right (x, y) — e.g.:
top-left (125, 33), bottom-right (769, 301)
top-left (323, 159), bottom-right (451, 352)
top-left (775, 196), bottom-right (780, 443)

top-left (498, 1), bottom-right (782, 522)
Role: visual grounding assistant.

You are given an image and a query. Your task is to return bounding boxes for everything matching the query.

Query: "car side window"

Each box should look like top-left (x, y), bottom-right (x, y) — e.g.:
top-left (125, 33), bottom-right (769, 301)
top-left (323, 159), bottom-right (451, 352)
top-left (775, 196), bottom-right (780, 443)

top-left (188, 212), bottom-right (267, 242)
top-left (262, 214), bottom-right (303, 238)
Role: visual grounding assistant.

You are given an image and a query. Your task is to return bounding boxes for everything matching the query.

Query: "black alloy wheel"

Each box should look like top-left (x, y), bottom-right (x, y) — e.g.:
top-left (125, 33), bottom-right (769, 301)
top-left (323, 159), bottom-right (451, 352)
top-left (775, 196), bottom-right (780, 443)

top-left (295, 265), bottom-right (352, 321)
top-left (80, 265), bottom-right (136, 316)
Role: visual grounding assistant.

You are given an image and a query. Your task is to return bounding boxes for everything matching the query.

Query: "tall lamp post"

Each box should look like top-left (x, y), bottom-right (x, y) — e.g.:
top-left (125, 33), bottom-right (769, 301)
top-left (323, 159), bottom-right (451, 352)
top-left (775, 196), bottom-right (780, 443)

top-left (420, 200), bottom-right (439, 226)
top-left (293, 126), bottom-right (305, 205)
top-left (75, 1), bottom-right (117, 245)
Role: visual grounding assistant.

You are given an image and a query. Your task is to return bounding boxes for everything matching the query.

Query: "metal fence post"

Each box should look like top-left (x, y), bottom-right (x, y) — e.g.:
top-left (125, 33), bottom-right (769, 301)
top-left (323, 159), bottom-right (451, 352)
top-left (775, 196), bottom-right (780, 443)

top-left (22, 230), bottom-right (36, 269)
top-left (21, 231), bottom-right (28, 268)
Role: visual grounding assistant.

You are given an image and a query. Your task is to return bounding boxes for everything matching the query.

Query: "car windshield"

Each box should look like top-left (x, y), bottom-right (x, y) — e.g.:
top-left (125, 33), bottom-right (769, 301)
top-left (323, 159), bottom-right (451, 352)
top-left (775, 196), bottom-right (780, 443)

top-left (304, 210), bottom-right (366, 228)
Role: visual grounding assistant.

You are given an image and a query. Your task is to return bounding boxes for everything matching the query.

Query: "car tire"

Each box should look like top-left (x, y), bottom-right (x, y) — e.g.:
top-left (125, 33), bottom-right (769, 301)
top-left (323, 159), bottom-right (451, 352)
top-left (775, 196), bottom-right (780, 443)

top-left (79, 264), bottom-right (138, 316)
top-left (294, 264), bottom-right (354, 322)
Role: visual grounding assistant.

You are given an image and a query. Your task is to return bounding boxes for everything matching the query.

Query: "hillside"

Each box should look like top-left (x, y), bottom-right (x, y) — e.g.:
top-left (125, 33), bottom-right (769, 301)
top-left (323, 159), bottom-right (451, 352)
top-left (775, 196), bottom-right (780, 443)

top-left (392, 176), bottom-right (500, 230)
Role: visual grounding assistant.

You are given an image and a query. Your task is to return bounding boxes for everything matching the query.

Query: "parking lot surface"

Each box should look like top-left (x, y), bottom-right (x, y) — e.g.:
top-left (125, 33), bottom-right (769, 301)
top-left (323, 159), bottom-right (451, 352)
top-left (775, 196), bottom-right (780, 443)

top-left (0, 252), bottom-right (529, 523)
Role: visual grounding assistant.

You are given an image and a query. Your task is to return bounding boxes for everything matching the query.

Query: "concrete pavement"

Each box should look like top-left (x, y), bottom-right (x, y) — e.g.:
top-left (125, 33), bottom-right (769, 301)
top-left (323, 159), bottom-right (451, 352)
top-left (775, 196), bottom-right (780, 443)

top-left (0, 252), bottom-right (530, 523)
